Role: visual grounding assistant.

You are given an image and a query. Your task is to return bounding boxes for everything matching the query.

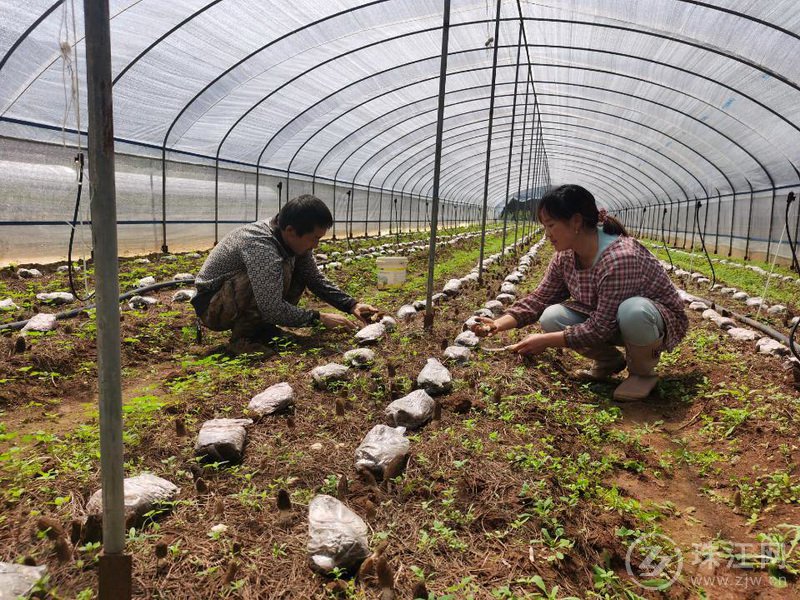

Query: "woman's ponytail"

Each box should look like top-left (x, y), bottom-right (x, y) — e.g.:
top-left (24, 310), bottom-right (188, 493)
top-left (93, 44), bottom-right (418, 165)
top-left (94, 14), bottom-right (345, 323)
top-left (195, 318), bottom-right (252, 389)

top-left (601, 215), bottom-right (628, 236)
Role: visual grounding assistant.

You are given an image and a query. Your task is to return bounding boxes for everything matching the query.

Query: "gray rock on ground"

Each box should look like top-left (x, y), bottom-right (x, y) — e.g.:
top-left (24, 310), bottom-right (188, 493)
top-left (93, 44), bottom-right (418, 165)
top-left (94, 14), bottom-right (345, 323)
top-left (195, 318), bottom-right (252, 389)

top-left (791, 316), bottom-right (800, 327)
top-left (186, 253), bottom-right (202, 259)
top-left (727, 327), bottom-right (759, 342)
top-left (767, 304), bottom-right (787, 316)
top-left (134, 258), bottom-right (151, 264)
top-left (701, 309), bottom-right (721, 321)
top-left (719, 287), bottom-right (737, 295)
top-left (745, 297), bottom-right (765, 308)
top-left (397, 305), bottom-right (418, 321)
top-left (0, 298), bottom-right (20, 311)
top-left (173, 273), bottom-right (194, 281)
top-left (712, 315), bottom-right (737, 330)
top-left (172, 289), bottom-right (197, 302)
top-left (36, 292), bottom-right (75, 305)
top-left (417, 357), bottom-right (452, 395)
top-left (385, 389), bottom-right (435, 429)
top-left (355, 323), bottom-right (386, 345)
top-left (17, 268), bottom-right (43, 279)
top-left (732, 291), bottom-right (750, 302)
top-left (431, 292), bottom-right (447, 304)
top-left (500, 282), bottom-right (517, 295)
top-left (484, 300), bottom-right (505, 316)
top-left (379, 315), bottom-right (397, 332)
top-left (454, 330), bottom-right (480, 348)
top-left (0, 562), bottom-right (47, 600)
top-left (412, 300), bottom-right (426, 311)
top-left (307, 495), bottom-right (370, 575)
top-left (463, 316), bottom-right (481, 331)
top-left (248, 382), bottom-right (295, 416)
top-left (756, 337), bottom-right (789, 357)
top-left (137, 276), bottom-right (156, 287)
top-left (443, 345), bottom-right (471, 363)
top-left (195, 418), bottom-right (253, 463)
top-left (128, 295), bottom-right (158, 310)
top-left (443, 279), bottom-right (462, 296)
top-left (21, 313), bottom-right (57, 333)
top-left (473, 308), bottom-right (494, 319)
top-left (311, 363), bottom-right (350, 387)
top-left (354, 424), bottom-right (410, 481)
top-left (496, 293), bottom-right (515, 305)
top-left (86, 473), bottom-right (179, 527)
top-left (343, 348), bottom-right (376, 368)
top-left (161, 255), bottom-right (178, 262)
top-left (688, 301), bottom-right (709, 312)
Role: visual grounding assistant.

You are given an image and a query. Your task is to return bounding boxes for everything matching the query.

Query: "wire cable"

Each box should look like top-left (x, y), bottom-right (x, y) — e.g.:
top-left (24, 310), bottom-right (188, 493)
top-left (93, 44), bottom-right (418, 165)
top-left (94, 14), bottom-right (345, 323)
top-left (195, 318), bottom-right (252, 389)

top-left (786, 191), bottom-right (799, 275)
top-left (661, 206), bottom-right (674, 270)
top-left (694, 200), bottom-right (716, 290)
top-left (66, 152), bottom-right (94, 302)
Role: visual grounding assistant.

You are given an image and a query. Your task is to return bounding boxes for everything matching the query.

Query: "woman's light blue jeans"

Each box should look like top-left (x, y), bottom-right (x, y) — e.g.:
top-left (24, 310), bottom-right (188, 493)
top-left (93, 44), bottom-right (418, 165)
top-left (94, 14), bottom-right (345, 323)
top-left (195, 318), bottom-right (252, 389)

top-left (539, 297), bottom-right (665, 347)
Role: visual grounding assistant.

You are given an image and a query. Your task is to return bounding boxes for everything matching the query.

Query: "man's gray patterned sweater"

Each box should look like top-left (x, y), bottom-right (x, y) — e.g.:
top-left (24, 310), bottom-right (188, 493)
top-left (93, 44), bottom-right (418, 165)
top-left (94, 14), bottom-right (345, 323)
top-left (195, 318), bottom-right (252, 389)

top-left (194, 219), bottom-right (356, 327)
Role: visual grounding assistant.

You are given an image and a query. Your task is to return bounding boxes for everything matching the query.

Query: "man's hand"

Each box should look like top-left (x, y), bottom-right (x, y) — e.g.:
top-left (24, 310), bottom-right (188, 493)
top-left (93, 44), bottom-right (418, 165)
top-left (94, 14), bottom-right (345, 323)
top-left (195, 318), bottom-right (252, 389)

top-left (507, 333), bottom-right (551, 356)
top-left (320, 312), bottom-right (359, 331)
top-left (351, 302), bottom-right (381, 324)
top-left (470, 316), bottom-right (498, 338)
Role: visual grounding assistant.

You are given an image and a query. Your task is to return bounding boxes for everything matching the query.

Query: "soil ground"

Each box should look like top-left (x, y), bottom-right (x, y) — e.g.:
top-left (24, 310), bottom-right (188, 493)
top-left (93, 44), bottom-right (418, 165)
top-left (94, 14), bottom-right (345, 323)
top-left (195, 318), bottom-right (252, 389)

top-left (1, 225), bottom-right (800, 599)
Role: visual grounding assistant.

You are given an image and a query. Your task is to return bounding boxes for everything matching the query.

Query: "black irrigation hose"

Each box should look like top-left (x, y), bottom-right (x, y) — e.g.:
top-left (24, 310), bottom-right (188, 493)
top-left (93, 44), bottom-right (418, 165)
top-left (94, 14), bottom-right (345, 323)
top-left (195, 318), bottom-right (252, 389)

top-left (694, 200), bottom-right (716, 290)
top-left (787, 192), bottom-right (799, 275)
top-left (660, 206), bottom-right (673, 270)
top-left (67, 152), bottom-right (94, 302)
top-left (791, 316), bottom-right (800, 363)
top-left (0, 279), bottom-right (195, 333)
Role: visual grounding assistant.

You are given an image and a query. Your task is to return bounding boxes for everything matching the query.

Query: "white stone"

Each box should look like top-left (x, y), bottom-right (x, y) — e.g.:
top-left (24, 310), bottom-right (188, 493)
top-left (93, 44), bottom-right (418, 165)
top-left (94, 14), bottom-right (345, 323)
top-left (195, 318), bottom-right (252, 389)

top-left (195, 418), bottom-right (253, 462)
top-left (417, 358), bottom-right (452, 395)
top-left (310, 442), bottom-right (324, 451)
top-left (431, 292), bottom-right (447, 304)
top-left (745, 297), bottom-right (766, 309)
top-left (727, 327), bottom-right (759, 342)
top-left (442, 279), bottom-right (462, 296)
top-left (496, 293), bottom-right (515, 306)
top-left (767, 305), bottom-right (787, 316)
top-left (484, 300), bottom-right (505, 316)
top-left (311, 363), bottom-right (350, 387)
top-left (172, 289), bottom-right (197, 302)
top-left (248, 382), bottom-right (294, 416)
top-left (128, 295), bottom-right (158, 310)
top-left (307, 495), bottom-right (370, 575)
top-left (385, 389), bottom-right (435, 429)
top-left (473, 308), bottom-right (494, 319)
top-left (86, 473), bottom-right (179, 526)
top-left (701, 309), bottom-right (721, 321)
top-left (354, 425), bottom-right (410, 481)
top-left (56, 264), bottom-right (80, 273)
top-left (755, 337), bottom-right (789, 357)
top-left (133, 258), bottom-right (151, 264)
top-left (688, 301), bottom-right (709, 312)
top-left (720, 287), bottom-right (737, 295)
top-left (397, 305), bottom-right (417, 322)
top-left (677, 290), bottom-right (697, 303)
top-left (343, 348), bottom-right (376, 368)
top-left (21, 313), bottom-right (57, 333)
top-left (412, 300), bottom-right (426, 311)
top-left (17, 268), bottom-right (42, 279)
top-left (36, 292), bottom-right (75, 305)
top-left (315, 253), bottom-right (329, 262)
top-left (186, 253), bottom-right (202, 259)
top-left (711, 284), bottom-right (724, 291)
top-left (355, 322), bottom-right (386, 345)
top-left (0, 562), bottom-right (47, 600)
top-left (674, 269), bottom-right (689, 277)
top-left (0, 298), bottom-right (20, 311)
top-left (711, 315), bottom-right (737, 330)
top-left (791, 316), bottom-right (800, 327)
top-left (137, 276), bottom-right (156, 287)
top-left (173, 272), bottom-right (194, 281)
top-left (505, 272), bottom-right (523, 284)
top-left (379, 315), bottom-right (397, 332)
top-left (443, 345), bottom-right (471, 363)
top-left (732, 291), bottom-right (750, 301)
top-left (696, 277), bottom-right (711, 284)
top-left (500, 282), bottom-right (517, 295)
top-left (161, 255), bottom-right (178, 262)
top-left (454, 330), bottom-right (480, 348)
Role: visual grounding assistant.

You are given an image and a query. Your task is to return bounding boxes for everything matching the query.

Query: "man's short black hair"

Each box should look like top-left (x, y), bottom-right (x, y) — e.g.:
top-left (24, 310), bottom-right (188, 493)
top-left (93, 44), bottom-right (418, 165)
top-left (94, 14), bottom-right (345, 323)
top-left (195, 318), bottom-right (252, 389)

top-left (277, 194), bottom-right (334, 236)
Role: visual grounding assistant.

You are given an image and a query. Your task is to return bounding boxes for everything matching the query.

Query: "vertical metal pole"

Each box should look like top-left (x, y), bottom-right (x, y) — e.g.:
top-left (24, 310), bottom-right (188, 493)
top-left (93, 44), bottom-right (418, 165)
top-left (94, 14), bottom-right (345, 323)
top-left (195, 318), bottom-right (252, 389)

top-left (745, 180), bottom-right (754, 260)
top-left (766, 187), bottom-right (776, 260)
top-left (332, 180), bottom-right (337, 239)
top-left (714, 188), bottom-right (721, 253)
top-left (160, 147), bottom-right (168, 253)
top-left (501, 24), bottom-right (523, 255)
top-left (690, 198), bottom-right (698, 251)
top-left (728, 190), bottom-right (737, 256)
top-left (213, 157), bottom-right (220, 245)
top-left (365, 187), bottom-right (371, 237)
top-left (378, 189), bottom-right (383, 236)
top-left (683, 197), bottom-right (691, 249)
top-left (255, 165), bottom-right (260, 221)
top-left (478, 0), bottom-right (502, 282)
top-left (83, 0), bottom-right (131, 596)
top-left (424, 0), bottom-right (451, 331)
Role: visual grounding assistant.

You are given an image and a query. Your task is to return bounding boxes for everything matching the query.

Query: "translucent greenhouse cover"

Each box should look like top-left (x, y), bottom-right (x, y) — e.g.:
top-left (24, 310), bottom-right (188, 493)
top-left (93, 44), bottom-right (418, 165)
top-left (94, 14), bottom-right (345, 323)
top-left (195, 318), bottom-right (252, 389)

top-left (1, 0), bottom-right (799, 262)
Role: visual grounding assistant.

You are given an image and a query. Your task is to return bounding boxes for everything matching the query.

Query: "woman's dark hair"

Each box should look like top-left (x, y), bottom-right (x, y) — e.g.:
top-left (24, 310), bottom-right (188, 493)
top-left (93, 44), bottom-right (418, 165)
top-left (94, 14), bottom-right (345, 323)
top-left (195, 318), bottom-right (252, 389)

top-left (277, 194), bottom-right (334, 235)
top-left (537, 184), bottom-right (628, 236)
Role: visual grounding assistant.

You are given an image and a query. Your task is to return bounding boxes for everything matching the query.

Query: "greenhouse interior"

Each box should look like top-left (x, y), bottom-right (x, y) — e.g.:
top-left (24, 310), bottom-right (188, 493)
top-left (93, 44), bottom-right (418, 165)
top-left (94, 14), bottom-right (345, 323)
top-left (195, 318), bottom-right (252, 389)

top-left (1, 0), bottom-right (800, 598)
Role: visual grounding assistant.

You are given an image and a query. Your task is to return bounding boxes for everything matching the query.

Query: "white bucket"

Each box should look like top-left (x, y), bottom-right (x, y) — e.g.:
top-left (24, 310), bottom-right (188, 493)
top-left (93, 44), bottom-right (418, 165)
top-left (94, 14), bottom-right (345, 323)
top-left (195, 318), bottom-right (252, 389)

top-left (376, 256), bottom-right (408, 289)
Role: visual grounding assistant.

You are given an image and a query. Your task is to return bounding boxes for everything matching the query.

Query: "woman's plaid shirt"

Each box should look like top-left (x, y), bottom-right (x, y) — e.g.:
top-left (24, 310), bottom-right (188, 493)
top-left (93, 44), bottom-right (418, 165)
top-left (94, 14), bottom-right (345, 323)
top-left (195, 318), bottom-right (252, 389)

top-left (505, 236), bottom-right (688, 351)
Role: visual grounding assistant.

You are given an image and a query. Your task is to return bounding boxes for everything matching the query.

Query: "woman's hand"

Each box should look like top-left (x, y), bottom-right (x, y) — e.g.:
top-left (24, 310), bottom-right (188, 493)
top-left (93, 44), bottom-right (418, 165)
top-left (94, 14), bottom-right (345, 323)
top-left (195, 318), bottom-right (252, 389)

top-left (507, 333), bottom-right (550, 356)
top-left (469, 316), bottom-right (498, 337)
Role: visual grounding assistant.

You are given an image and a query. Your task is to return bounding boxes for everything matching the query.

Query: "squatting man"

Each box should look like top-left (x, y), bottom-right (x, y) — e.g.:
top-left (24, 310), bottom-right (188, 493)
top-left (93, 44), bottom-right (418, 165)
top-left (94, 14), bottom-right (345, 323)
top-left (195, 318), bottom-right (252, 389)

top-left (192, 194), bottom-right (381, 354)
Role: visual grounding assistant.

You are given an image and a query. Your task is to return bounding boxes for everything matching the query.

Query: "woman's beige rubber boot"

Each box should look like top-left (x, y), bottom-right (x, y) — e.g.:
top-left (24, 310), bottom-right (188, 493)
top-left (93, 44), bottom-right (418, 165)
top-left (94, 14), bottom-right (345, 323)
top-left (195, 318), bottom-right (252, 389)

top-left (575, 345), bottom-right (627, 381)
top-left (613, 338), bottom-right (663, 401)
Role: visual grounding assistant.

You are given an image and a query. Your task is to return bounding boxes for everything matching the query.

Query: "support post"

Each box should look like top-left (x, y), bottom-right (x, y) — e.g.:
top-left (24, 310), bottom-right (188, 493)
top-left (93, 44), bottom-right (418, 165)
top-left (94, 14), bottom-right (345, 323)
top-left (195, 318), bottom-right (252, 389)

top-left (84, 0), bottom-right (131, 597)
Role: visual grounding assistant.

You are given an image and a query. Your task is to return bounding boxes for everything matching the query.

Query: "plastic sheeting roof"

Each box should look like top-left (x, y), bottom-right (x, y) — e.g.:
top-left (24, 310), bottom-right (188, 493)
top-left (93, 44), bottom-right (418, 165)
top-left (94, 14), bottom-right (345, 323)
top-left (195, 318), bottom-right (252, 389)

top-left (1, 0), bottom-right (799, 210)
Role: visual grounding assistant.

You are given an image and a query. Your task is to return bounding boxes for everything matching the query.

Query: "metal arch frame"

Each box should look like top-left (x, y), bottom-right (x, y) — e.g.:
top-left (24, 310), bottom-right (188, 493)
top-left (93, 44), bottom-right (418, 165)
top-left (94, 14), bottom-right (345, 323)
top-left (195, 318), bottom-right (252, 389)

top-left (281, 54), bottom-right (778, 203)
top-left (408, 132), bottom-right (657, 211)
